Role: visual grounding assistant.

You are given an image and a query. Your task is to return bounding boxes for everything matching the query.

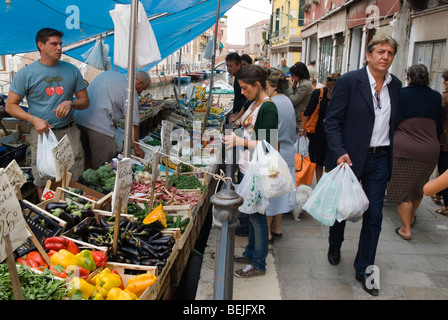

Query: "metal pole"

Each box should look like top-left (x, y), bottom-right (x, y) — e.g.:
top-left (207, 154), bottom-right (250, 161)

top-left (211, 188), bottom-right (242, 300)
top-left (177, 49), bottom-right (181, 89)
top-left (202, 0), bottom-right (221, 129)
top-left (123, 0), bottom-right (138, 158)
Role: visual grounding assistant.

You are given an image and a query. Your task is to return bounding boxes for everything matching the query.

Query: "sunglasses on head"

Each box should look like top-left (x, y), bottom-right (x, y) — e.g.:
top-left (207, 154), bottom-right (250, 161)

top-left (326, 77), bottom-right (336, 82)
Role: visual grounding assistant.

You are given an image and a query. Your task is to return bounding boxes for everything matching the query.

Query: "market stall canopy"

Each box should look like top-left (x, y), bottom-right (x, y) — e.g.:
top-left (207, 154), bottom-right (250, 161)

top-left (0, 0), bottom-right (240, 70)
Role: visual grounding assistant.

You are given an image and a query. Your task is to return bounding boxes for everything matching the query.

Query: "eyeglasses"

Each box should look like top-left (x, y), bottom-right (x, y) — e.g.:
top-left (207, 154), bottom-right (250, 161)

top-left (374, 91), bottom-right (381, 109)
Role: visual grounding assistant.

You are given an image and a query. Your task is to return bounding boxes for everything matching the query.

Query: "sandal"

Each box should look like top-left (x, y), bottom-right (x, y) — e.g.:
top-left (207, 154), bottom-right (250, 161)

top-left (395, 227), bottom-right (412, 241)
top-left (432, 195), bottom-right (442, 205)
top-left (436, 207), bottom-right (448, 217)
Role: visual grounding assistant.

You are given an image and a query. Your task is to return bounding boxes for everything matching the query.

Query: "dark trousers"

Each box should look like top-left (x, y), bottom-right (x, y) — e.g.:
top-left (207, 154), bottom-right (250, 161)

top-left (437, 150), bottom-right (448, 205)
top-left (328, 150), bottom-right (390, 275)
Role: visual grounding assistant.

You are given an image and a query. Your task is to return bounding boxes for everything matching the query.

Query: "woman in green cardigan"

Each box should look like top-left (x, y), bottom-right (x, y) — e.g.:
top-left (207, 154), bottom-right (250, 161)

top-left (223, 64), bottom-right (278, 277)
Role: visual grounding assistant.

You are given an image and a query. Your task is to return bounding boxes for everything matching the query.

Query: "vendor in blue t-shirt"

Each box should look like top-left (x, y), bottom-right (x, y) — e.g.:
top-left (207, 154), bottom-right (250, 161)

top-left (6, 28), bottom-right (89, 199)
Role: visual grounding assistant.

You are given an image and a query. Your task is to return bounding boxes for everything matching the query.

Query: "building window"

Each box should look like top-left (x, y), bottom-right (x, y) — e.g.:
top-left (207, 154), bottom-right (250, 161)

top-left (413, 40), bottom-right (446, 91)
top-left (319, 36), bottom-right (333, 82)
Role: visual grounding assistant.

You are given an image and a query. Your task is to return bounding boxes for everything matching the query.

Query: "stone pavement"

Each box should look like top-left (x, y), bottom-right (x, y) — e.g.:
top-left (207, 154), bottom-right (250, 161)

top-left (196, 194), bottom-right (448, 300)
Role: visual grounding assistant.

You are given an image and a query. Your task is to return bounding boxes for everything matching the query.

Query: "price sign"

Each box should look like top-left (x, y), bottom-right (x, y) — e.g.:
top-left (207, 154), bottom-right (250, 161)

top-left (0, 169), bottom-right (29, 262)
top-left (111, 158), bottom-right (133, 215)
top-left (161, 120), bottom-right (174, 156)
top-left (52, 134), bottom-right (75, 182)
top-left (5, 160), bottom-right (26, 191)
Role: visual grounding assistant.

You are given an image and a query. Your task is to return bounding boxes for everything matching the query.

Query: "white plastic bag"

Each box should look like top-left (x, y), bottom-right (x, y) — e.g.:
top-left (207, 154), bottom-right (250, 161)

top-left (295, 135), bottom-right (309, 157)
top-left (303, 163), bottom-right (344, 226)
top-left (256, 140), bottom-right (295, 199)
top-left (36, 129), bottom-right (59, 178)
top-left (235, 159), bottom-right (270, 214)
top-left (337, 164), bottom-right (369, 222)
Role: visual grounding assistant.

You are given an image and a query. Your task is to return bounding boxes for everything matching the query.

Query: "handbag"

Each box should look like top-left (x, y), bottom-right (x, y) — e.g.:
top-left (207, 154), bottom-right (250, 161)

top-left (295, 136), bottom-right (315, 186)
top-left (295, 153), bottom-right (316, 186)
top-left (302, 88), bottom-right (324, 134)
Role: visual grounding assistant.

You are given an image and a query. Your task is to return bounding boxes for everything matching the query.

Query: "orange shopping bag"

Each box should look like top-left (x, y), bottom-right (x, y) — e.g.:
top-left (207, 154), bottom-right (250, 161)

top-left (295, 153), bottom-right (316, 186)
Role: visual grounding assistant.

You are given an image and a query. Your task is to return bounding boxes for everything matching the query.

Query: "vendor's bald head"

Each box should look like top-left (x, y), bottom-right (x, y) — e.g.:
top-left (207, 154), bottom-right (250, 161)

top-left (135, 70), bottom-right (150, 94)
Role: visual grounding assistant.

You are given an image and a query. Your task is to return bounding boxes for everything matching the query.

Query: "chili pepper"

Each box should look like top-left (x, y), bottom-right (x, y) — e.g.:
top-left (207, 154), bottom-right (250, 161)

top-left (106, 287), bottom-right (137, 300)
top-left (66, 265), bottom-right (90, 280)
top-left (91, 251), bottom-right (107, 267)
top-left (126, 273), bottom-right (157, 297)
top-left (49, 265), bottom-right (68, 278)
top-left (50, 249), bottom-right (83, 269)
top-left (67, 277), bottom-right (97, 299)
top-left (26, 251), bottom-right (48, 269)
top-left (95, 268), bottom-right (123, 298)
top-left (76, 250), bottom-right (96, 272)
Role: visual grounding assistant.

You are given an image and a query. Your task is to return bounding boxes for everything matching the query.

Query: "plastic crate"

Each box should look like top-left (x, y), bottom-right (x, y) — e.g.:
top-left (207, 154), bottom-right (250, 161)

top-left (0, 143), bottom-right (27, 168)
top-left (15, 200), bottom-right (66, 257)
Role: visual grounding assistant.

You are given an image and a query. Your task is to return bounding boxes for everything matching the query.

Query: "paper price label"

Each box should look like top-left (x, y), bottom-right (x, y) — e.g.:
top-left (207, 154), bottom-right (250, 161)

top-left (111, 158), bottom-right (133, 214)
top-left (52, 134), bottom-right (75, 182)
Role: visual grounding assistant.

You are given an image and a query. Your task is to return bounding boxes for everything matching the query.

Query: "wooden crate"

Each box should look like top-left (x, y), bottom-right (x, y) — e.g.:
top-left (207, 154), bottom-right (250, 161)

top-left (41, 172), bottom-right (111, 208)
top-left (105, 262), bottom-right (159, 300)
top-left (165, 206), bottom-right (194, 249)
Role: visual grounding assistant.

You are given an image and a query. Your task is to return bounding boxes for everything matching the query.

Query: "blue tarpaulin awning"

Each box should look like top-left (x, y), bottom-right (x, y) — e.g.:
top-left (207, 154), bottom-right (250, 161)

top-left (0, 0), bottom-right (240, 70)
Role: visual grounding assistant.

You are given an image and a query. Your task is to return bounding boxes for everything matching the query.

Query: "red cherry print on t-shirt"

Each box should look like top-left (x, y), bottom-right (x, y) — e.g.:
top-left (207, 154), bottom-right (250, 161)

top-left (45, 86), bottom-right (55, 96)
top-left (55, 86), bottom-right (64, 95)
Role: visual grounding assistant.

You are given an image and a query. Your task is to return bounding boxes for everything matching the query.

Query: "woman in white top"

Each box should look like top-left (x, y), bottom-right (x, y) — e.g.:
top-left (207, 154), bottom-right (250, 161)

top-left (265, 67), bottom-right (297, 242)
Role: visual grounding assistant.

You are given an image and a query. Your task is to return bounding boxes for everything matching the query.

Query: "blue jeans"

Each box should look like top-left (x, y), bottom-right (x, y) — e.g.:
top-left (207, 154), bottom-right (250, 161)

top-left (244, 212), bottom-right (269, 272)
top-left (329, 150), bottom-right (390, 275)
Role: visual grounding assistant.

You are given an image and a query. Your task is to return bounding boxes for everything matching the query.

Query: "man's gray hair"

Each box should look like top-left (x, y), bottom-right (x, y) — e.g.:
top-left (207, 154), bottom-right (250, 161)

top-left (136, 70), bottom-right (151, 87)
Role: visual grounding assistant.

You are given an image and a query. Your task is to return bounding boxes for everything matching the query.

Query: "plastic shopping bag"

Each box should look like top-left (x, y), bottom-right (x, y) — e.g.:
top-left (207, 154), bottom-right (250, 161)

top-left (302, 163), bottom-right (344, 226)
top-left (36, 129), bottom-right (59, 179)
top-left (235, 157), bottom-right (270, 214)
top-left (295, 135), bottom-right (309, 157)
top-left (337, 164), bottom-right (369, 222)
top-left (256, 140), bottom-right (296, 199)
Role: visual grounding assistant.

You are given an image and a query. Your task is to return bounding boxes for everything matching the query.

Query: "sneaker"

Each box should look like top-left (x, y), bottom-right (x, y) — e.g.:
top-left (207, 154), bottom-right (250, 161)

top-left (234, 254), bottom-right (251, 264)
top-left (234, 264), bottom-right (265, 278)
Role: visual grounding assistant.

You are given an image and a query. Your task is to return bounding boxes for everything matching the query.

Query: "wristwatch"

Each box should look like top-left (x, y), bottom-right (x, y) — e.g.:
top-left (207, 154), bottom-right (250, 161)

top-left (69, 100), bottom-right (76, 108)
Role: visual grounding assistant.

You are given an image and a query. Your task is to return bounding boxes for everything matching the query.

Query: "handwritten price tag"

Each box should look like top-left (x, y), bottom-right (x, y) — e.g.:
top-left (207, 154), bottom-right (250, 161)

top-left (111, 158), bottom-right (133, 215)
top-left (0, 169), bottom-right (28, 262)
top-left (52, 134), bottom-right (74, 182)
top-left (161, 120), bottom-right (174, 156)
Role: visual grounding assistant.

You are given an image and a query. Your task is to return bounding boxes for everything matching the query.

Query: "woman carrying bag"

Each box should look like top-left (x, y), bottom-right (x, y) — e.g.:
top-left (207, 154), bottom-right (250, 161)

top-left (223, 64), bottom-right (278, 277)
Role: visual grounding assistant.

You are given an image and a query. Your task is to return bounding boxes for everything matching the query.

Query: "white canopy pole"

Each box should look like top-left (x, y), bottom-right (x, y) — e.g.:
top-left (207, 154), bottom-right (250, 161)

top-left (123, 0), bottom-right (139, 158)
top-left (202, 0), bottom-right (221, 129)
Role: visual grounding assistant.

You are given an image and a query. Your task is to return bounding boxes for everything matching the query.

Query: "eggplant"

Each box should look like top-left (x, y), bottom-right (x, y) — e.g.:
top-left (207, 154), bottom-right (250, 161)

top-left (81, 209), bottom-right (95, 217)
top-left (120, 246), bottom-right (140, 258)
top-left (149, 235), bottom-right (174, 245)
top-left (88, 226), bottom-right (110, 234)
top-left (73, 220), bottom-right (89, 235)
top-left (137, 238), bottom-right (159, 258)
top-left (77, 197), bottom-right (88, 205)
top-left (45, 202), bottom-right (68, 212)
top-left (58, 211), bottom-right (75, 230)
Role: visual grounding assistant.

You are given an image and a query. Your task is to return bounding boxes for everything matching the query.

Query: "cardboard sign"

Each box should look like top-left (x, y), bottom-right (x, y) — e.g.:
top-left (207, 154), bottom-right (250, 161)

top-left (5, 160), bottom-right (26, 191)
top-left (52, 134), bottom-right (75, 182)
top-left (161, 120), bottom-right (174, 156)
top-left (111, 158), bottom-right (133, 215)
top-left (0, 169), bottom-right (29, 262)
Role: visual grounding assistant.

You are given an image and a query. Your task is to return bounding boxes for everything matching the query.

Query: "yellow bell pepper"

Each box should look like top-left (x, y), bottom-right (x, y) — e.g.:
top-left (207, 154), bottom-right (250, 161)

top-left (126, 273), bottom-right (157, 297)
top-left (67, 277), bottom-right (97, 299)
top-left (106, 287), bottom-right (138, 300)
top-left (50, 249), bottom-right (83, 269)
top-left (95, 268), bottom-right (123, 298)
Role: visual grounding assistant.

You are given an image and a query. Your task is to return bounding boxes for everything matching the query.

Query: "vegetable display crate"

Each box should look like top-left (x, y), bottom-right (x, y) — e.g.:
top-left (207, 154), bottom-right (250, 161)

top-left (104, 262), bottom-right (159, 300)
top-left (0, 143), bottom-right (27, 168)
top-left (164, 205), bottom-right (194, 249)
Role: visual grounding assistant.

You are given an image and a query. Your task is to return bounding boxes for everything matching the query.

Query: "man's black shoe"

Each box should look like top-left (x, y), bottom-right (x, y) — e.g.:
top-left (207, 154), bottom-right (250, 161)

top-left (327, 247), bottom-right (341, 265)
top-left (355, 273), bottom-right (379, 296)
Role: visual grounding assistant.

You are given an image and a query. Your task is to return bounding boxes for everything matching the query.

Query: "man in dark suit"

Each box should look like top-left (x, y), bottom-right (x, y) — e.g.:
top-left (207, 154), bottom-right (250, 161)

top-left (324, 35), bottom-right (402, 296)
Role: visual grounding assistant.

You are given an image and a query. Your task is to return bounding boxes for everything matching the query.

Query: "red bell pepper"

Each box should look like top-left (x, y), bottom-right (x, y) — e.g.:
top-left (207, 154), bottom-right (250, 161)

top-left (49, 265), bottom-right (68, 278)
top-left (91, 251), bottom-right (107, 267)
top-left (26, 251), bottom-right (48, 269)
top-left (48, 249), bottom-right (58, 258)
top-left (16, 257), bottom-right (30, 267)
top-left (66, 265), bottom-right (90, 280)
top-left (44, 236), bottom-right (80, 255)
